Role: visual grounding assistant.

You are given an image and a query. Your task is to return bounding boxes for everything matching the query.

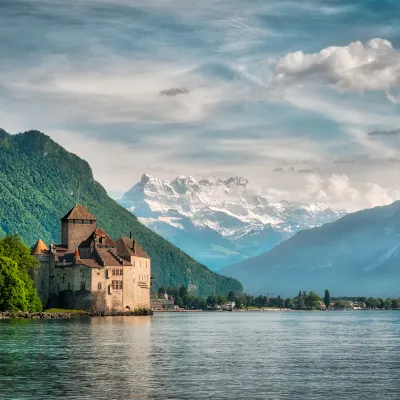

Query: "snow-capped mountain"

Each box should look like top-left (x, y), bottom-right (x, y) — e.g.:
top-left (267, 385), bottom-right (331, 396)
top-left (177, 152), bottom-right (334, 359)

top-left (118, 174), bottom-right (347, 270)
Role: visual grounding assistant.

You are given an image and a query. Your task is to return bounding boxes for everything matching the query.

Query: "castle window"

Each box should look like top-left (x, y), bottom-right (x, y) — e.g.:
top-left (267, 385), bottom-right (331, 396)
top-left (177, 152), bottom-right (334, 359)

top-left (112, 269), bottom-right (116, 276)
top-left (41, 280), bottom-right (44, 289)
top-left (111, 280), bottom-right (123, 290)
top-left (120, 269), bottom-right (123, 275)
top-left (81, 282), bottom-right (86, 291)
top-left (68, 282), bottom-right (70, 290)
top-left (98, 283), bottom-right (102, 290)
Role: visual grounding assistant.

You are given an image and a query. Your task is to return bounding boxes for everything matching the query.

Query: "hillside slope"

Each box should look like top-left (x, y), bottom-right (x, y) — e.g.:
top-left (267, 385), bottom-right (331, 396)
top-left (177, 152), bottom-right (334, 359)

top-left (221, 201), bottom-right (400, 298)
top-left (0, 129), bottom-right (242, 296)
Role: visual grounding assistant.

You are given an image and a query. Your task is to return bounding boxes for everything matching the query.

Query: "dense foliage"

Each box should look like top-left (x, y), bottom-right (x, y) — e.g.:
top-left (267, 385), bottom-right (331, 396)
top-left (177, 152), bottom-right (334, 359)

top-left (161, 287), bottom-right (323, 310)
top-left (0, 235), bottom-right (42, 311)
top-left (332, 296), bottom-right (400, 310)
top-left (0, 129), bottom-right (242, 296)
top-left (160, 287), bottom-right (400, 311)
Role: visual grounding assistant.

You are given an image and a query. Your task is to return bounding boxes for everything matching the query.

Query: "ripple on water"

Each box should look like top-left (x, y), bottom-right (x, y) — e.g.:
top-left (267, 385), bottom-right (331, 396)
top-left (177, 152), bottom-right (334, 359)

top-left (0, 312), bottom-right (400, 399)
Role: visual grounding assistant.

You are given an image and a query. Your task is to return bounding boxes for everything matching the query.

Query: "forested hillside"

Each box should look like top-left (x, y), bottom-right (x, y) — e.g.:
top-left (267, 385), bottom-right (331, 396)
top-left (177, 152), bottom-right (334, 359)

top-left (0, 129), bottom-right (242, 296)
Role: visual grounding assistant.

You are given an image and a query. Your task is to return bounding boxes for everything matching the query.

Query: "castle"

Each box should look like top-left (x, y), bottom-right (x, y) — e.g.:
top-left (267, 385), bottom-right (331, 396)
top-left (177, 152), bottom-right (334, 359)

top-left (31, 204), bottom-right (151, 311)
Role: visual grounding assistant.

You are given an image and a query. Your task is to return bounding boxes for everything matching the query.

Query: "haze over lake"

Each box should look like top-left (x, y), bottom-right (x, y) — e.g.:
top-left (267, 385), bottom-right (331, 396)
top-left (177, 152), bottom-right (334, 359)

top-left (1, 312), bottom-right (399, 399)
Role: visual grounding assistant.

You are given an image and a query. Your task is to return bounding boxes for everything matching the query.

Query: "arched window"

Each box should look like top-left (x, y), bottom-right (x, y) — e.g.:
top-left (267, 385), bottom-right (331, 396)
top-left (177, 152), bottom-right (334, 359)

top-left (81, 282), bottom-right (86, 291)
top-left (98, 283), bottom-right (102, 290)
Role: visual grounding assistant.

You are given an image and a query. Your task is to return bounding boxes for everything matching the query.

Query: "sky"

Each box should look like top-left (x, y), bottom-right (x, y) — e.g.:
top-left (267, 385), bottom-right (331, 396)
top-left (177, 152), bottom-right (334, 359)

top-left (0, 0), bottom-right (400, 211)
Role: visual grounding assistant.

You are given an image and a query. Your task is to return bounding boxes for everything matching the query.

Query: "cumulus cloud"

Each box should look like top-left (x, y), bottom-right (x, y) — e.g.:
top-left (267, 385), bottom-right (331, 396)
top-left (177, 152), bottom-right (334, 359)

top-left (300, 173), bottom-right (400, 211)
top-left (268, 38), bottom-right (400, 103)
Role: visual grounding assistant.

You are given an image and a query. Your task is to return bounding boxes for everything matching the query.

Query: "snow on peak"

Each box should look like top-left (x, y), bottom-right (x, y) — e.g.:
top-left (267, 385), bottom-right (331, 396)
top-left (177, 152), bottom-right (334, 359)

top-left (170, 175), bottom-right (200, 194)
top-left (224, 176), bottom-right (249, 186)
top-left (120, 173), bottom-right (347, 237)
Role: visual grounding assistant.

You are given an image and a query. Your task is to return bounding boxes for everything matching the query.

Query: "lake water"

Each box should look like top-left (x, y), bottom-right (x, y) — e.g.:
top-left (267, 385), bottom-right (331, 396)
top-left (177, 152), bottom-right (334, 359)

top-left (0, 311), bottom-right (399, 399)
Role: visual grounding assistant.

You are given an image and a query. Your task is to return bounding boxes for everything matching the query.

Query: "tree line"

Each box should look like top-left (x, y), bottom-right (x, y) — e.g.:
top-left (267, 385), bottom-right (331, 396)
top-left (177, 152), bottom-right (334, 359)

top-left (158, 287), bottom-right (400, 310)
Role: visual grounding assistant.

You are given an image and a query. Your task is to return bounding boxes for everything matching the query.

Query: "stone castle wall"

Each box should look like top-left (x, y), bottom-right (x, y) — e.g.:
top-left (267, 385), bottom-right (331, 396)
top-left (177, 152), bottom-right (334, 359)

top-left (61, 220), bottom-right (97, 249)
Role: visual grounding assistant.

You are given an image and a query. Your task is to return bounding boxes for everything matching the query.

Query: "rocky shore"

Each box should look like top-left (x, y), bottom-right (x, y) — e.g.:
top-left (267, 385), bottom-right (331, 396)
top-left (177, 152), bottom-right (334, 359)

top-left (0, 309), bottom-right (153, 319)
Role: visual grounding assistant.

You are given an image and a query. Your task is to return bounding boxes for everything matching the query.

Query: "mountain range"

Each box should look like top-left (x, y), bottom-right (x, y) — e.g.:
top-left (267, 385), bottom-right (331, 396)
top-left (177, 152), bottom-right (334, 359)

top-left (119, 174), bottom-right (346, 270)
top-left (221, 200), bottom-right (400, 298)
top-left (0, 129), bottom-right (242, 296)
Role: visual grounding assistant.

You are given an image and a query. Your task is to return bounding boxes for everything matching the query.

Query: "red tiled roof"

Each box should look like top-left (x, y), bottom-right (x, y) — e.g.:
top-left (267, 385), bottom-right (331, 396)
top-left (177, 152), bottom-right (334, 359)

top-left (61, 204), bottom-right (97, 221)
top-left (79, 228), bottom-right (117, 248)
top-left (95, 248), bottom-right (131, 266)
top-left (119, 237), bottom-right (150, 259)
top-left (78, 258), bottom-right (102, 269)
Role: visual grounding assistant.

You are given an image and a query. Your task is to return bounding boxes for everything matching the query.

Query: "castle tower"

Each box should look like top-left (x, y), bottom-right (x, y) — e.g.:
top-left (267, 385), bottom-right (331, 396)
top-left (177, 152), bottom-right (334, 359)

top-left (60, 204), bottom-right (97, 249)
top-left (31, 239), bottom-right (51, 307)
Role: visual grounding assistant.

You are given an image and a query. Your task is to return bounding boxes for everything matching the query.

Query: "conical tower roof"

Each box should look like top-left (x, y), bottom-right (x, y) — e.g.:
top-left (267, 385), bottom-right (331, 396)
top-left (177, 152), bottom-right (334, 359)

top-left (31, 239), bottom-right (49, 255)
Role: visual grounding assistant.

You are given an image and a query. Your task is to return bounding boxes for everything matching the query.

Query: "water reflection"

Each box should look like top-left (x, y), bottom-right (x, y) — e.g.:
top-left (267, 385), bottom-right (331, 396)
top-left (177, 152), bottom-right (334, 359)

top-left (1, 312), bottom-right (400, 399)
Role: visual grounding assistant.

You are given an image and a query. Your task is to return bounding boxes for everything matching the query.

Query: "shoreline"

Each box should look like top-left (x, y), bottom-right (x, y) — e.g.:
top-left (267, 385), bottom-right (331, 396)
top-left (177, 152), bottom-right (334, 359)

top-left (0, 309), bottom-right (153, 319)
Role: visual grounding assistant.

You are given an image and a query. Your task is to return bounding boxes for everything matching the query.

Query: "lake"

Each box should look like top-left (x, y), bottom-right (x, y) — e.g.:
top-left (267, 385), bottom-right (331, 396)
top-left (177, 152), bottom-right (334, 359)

top-left (0, 311), bottom-right (399, 399)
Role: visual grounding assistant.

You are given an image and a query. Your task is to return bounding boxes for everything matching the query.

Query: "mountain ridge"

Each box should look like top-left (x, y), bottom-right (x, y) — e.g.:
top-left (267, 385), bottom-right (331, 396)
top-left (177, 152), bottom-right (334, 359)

top-left (119, 173), bottom-right (347, 270)
top-left (220, 200), bottom-right (400, 298)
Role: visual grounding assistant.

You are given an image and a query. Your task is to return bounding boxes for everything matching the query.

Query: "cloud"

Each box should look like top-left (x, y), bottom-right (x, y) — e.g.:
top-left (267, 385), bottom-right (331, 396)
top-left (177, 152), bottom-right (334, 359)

top-left (297, 168), bottom-right (314, 174)
top-left (268, 38), bottom-right (400, 103)
top-left (368, 128), bottom-right (400, 136)
top-left (298, 173), bottom-right (400, 211)
top-left (160, 87), bottom-right (190, 96)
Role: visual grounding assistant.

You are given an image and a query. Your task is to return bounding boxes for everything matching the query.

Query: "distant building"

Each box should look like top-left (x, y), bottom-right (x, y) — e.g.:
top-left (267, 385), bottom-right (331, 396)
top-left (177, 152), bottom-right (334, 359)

top-left (221, 301), bottom-right (235, 311)
top-left (150, 293), bottom-right (176, 310)
top-left (151, 293), bottom-right (168, 310)
top-left (32, 204), bottom-right (151, 311)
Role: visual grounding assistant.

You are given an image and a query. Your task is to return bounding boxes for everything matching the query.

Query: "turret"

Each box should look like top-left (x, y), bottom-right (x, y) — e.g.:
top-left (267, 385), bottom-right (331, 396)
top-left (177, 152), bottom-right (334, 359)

top-left (31, 239), bottom-right (49, 256)
top-left (73, 249), bottom-right (80, 264)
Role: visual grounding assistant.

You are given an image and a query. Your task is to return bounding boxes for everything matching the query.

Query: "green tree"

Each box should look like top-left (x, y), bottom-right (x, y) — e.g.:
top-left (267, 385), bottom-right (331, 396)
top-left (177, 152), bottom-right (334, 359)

top-left (296, 290), bottom-right (305, 310)
top-left (392, 299), bottom-right (399, 310)
top-left (216, 295), bottom-right (226, 305)
top-left (227, 291), bottom-right (235, 301)
top-left (324, 289), bottom-right (331, 311)
top-left (207, 296), bottom-right (216, 306)
top-left (179, 285), bottom-right (188, 299)
top-left (158, 287), bottom-right (166, 296)
top-left (285, 298), bottom-right (294, 309)
top-left (334, 300), bottom-right (351, 309)
top-left (305, 292), bottom-right (321, 309)
top-left (376, 298), bottom-right (384, 309)
top-left (166, 286), bottom-right (179, 299)
top-left (0, 256), bottom-right (28, 311)
top-left (385, 298), bottom-right (392, 310)
top-left (0, 236), bottom-right (42, 312)
top-left (175, 296), bottom-right (183, 307)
